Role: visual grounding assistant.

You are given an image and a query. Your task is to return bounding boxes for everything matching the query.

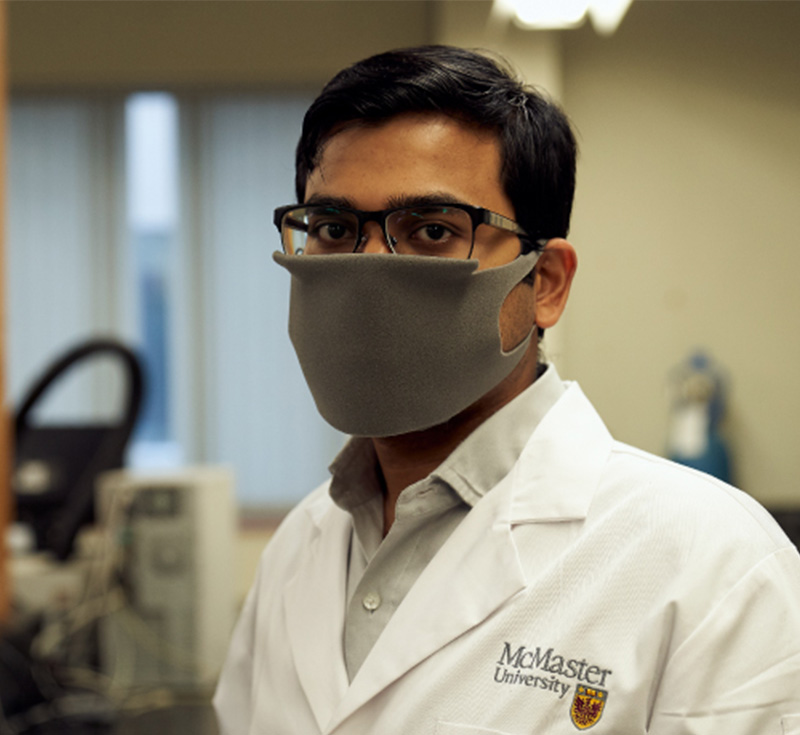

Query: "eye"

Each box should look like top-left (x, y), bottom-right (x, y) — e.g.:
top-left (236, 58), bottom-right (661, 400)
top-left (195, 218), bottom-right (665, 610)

top-left (306, 212), bottom-right (356, 251)
top-left (387, 207), bottom-right (473, 257)
top-left (314, 222), bottom-right (349, 241)
top-left (416, 223), bottom-right (452, 242)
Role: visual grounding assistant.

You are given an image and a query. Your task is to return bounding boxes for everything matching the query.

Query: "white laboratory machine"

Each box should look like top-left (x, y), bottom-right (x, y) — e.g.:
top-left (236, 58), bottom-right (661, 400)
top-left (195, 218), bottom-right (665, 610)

top-left (95, 466), bottom-right (237, 693)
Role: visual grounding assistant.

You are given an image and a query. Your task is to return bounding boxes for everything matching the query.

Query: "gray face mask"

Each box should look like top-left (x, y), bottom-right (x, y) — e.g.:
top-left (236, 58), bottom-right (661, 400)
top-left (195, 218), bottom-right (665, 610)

top-left (273, 251), bottom-right (540, 437)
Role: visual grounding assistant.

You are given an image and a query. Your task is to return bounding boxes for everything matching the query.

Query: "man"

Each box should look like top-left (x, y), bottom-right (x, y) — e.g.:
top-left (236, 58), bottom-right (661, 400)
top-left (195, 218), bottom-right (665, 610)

top-left (214, 46), bottom-right (800, 734)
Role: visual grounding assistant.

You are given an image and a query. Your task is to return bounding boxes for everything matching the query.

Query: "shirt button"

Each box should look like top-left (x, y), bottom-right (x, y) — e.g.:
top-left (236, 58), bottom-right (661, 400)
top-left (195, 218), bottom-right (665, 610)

top-left (362, 592), bottom-right (381, 612)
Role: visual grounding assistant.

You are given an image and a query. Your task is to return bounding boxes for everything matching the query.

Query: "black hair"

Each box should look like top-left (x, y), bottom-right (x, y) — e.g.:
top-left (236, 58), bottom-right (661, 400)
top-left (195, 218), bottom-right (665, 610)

top-left (295, 45), bottom-right (577, 241)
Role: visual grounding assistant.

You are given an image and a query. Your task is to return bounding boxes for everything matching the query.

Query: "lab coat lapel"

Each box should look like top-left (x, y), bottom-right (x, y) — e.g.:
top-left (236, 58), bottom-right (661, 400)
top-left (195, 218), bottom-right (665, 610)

top-left (330, 476), bottom-right (525, 728)
top-left (283, 498), bottom-right (351, 733)
top-left (511, 382), bottom-right (613, 523)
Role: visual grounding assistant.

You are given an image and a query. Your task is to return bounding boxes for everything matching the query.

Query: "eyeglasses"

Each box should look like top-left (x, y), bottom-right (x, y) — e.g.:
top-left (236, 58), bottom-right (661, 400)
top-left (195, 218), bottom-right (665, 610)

top-left (273, 201), bottom-right (537, 259)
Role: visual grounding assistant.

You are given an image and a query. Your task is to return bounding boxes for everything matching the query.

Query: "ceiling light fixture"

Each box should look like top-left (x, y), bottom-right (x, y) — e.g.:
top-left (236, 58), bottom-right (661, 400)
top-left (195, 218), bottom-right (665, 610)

top-left (492, 0), bottom-right (634, 35)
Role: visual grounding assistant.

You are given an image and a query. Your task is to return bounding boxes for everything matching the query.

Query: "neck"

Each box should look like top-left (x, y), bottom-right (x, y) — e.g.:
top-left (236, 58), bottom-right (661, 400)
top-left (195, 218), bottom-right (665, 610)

top-left (372, 343), bottom-right (541, 535)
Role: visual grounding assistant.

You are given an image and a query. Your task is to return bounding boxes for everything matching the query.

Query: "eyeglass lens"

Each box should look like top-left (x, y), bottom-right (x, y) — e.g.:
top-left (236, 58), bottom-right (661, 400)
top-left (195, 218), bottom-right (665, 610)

top-left (282, 206), bottom-right (475, 258)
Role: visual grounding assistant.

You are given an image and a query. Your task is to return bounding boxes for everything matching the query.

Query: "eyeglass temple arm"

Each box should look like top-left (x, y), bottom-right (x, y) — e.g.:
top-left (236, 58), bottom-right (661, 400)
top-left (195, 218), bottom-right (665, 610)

top-left (519, 238), bottom-right (549, 254)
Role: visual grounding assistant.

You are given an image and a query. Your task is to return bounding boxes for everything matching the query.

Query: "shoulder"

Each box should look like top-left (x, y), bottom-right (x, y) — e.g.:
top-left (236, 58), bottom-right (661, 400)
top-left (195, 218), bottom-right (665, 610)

top-left (558, 440), bottom-right (800, 653)
top-left (266, 480), bottom-right (337, 547)
top-left (518, 381), bottom-right (789, 557)
top-left (587, 441), bottom-right (798, 621)
top-left (250, 482), bottom-right (340, 581)
top-left (602, 440), bottom-right (789, 553)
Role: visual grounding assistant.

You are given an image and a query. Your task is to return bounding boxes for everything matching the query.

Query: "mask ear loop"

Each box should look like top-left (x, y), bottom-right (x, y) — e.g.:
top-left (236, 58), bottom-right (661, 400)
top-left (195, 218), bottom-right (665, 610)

top-left (522, 264), bottom-right (537, 285)
top-left (520, 239), bottom-right (546, 284)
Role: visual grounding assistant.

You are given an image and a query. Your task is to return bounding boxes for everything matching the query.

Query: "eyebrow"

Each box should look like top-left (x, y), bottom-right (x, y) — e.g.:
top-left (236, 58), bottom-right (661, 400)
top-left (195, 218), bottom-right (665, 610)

top-left (303, 192), bottom-right (471, 211)
top-left (303, 195), bottom-right (355, 209)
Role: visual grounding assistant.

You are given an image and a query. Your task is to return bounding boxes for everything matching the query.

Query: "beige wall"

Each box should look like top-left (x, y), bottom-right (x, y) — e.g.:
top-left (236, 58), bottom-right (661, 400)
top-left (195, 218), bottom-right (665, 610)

top-left (8, 1), bottom-right (800, 507)
top-left (7, 0), bottom-right (432, 90)
top-left (560, 1), bottom-right (800, 505)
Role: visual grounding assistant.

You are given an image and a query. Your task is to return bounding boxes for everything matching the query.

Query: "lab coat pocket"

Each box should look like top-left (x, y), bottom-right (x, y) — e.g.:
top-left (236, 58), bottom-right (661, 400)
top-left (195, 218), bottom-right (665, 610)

top-left (435, 722), bottom-right (515, 735)
top-left (782, 715), bottom-right (800, 735)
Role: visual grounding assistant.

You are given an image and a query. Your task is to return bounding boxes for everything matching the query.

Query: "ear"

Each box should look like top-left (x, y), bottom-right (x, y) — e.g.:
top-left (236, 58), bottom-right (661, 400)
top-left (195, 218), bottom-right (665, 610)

top-left (534, 238), bottom-right (577, 329)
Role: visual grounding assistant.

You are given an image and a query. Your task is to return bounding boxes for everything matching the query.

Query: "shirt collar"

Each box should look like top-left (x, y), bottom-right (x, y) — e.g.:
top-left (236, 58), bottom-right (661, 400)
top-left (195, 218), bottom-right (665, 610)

top-left (432, 364), bottom-right (565, 507)
top-left (329, 364), bottom-right (566, 513)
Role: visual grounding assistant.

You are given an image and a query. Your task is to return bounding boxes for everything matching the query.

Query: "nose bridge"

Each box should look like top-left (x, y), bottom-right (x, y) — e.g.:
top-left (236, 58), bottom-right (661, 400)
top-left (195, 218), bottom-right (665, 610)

top-left (357, 216), bottom-right (393, 254)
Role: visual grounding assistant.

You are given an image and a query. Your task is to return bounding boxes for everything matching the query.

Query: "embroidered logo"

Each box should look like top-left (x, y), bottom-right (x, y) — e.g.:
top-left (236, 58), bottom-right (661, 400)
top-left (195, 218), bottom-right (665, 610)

top-left (492, 642), bottom-right (613, 705)
top-left (570, 685), bottom-right (607, 730)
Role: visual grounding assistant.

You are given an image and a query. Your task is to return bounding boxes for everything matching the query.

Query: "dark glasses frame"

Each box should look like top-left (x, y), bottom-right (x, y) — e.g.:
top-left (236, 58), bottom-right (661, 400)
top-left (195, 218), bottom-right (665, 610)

top-left (273, 201), bottom-right (542, 257)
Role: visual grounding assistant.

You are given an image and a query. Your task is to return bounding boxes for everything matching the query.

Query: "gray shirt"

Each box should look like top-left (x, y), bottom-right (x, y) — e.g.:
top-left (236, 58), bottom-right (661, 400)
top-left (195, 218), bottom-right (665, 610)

top-left (329, 365), bottom-right (565, 681)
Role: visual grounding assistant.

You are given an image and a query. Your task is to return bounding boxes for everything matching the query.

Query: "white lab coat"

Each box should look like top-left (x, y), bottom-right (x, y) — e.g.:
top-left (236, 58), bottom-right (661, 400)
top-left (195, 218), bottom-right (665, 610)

top-left (214, 383), bottom-right (800, 734)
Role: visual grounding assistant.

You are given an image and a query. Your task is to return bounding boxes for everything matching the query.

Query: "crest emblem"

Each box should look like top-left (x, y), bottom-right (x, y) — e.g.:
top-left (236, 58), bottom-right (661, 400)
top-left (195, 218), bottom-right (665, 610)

top-left (570, 685), bottom-right (608, 730)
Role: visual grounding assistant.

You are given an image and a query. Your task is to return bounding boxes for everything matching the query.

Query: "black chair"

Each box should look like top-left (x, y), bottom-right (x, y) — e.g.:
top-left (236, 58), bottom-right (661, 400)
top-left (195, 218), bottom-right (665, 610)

top-left (13, 337), bottom-right (144, 561)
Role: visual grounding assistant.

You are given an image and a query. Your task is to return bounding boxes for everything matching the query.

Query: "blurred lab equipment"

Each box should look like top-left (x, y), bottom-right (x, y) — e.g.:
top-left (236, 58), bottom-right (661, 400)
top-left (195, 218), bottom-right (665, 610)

top-left (3, 337), bottom-right (145, 732)
top-left (4, 337), bottom-right (235, 732)
top-left (666, 350), bottom-right (732, 484)
top-left (2, 466), bottom-right (236, 733)
top-left (13, 337), bottom-right (144, 561)
top-left (95, 467), bottom-right (237, 693)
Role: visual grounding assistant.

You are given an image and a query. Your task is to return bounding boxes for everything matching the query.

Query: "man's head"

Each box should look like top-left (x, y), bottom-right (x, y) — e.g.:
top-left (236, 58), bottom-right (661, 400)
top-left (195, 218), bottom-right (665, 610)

top-left (275, 45), bottom-right (578, 437)
top-left (295, 45), bottom-right (577, 243)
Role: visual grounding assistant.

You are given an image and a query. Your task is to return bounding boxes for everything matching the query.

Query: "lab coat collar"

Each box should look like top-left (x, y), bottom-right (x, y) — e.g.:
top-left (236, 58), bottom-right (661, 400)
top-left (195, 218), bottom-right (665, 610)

top-left (510, 381), bottom-right (613, 523)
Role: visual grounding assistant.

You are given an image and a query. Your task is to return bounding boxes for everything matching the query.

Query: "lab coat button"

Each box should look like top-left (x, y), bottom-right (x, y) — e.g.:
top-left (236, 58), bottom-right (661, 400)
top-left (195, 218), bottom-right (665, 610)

top-left (362, 592), bottom-right (381, 612)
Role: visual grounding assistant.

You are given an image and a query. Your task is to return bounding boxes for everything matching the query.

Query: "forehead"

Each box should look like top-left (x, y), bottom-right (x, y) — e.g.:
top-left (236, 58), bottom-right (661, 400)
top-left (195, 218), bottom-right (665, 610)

top-left (305, 112), bottom-right (511, 215)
